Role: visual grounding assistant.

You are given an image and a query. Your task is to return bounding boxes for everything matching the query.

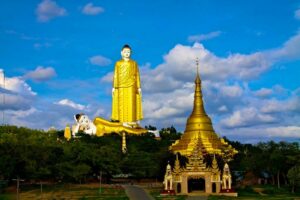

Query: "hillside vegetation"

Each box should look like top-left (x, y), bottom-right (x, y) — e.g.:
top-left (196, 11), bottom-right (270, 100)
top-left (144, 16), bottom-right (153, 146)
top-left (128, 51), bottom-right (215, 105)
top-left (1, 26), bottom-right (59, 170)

top-left (0, 125), bottom-right (299, 193)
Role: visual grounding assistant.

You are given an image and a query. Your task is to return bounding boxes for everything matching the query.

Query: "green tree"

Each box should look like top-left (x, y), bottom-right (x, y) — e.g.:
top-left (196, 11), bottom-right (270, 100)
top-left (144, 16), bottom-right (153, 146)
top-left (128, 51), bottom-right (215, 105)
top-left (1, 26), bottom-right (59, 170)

top-left (287, 165), bottom-right (300, 193)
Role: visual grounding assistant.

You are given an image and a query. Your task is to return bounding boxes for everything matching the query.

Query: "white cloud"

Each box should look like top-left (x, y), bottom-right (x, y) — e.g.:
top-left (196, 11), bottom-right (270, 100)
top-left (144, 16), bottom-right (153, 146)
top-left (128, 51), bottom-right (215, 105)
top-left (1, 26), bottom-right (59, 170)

top-left (36, 0), bottom-right (67, 22)
top-left (253, 85), bottom-right (287, 98)
top-left (0, 70), bottom-right (108, 130)
top-left (6, 104), bottom-right (69, 130)
top-left (217, 124), bottom-right (300, 143)
top-left (89, 55), bottom-right (112, 66)
top-left (164, 31), bottom-right (300, 84)
top-left (254, 88), bottom-right (273, 97)
top-left (267, 31), bottom-right (300, 61)
top-left (24, 66), bottom-right (56, 82)
top-left (265, 126), bottom-right (300, 138)
top-left (0, 70), bottom-right (36, 111)
top-left (55, 99), bottom-right (86, 110)
top-left (82, 3), bottom-right (104, 15)
top-left (219, 84), bottom-right (243, 98)
top-left (104, 34), bottom-right (299, 94)
top-left (4, 98), bottom-right (105, 130)
top-left (100, 71), bottom-right (113, 83)
top-left (0, 70), bottom-right (36, 96)
top-left (188, 31), bottom-right (222, 42)
top-left (7, 107), bottom-right (38, 118)
top-left (4, 107), bottom-right (38, 127)
top-left (260, 97), bottom-right (300, 114)
top-left (224, 126), bottom-right (300, 139)
top-left (94, 108), bottom-right (105, 116)
top-left (142, 71), bottom-right (183, 93)
top-left (0, 95), bottom-right (34, 111)
top-left (218, 105), bottom-right (228, 112)
top-left (220, 107), bottom-right (277, 128)
top-left (148, 43), bottom-right (270, 84)
top-left (142, 87), bottom-right (194, 120)
top-left (295, 9), bottom-right (300, 20)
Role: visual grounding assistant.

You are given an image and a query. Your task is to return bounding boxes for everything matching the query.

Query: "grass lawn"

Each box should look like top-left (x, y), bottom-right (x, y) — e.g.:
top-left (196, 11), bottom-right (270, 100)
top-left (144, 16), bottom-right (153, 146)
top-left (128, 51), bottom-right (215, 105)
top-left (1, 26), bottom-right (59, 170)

top-left (208, 185), bottom-right (300, 200)
top-left (0, 194), bottom-right (14, 200)
top-left (146, 184), bottom-right (300, 200)
top-left (0, 183), bottom-right (129, 200)
top-left (3, 184), bottom-right (298, 200)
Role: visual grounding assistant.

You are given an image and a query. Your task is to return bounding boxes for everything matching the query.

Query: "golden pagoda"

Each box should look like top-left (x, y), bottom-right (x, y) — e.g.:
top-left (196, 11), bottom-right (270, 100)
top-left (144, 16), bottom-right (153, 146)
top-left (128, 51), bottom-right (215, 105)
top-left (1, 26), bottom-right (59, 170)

top-left (164, 62), bottom-right (238, 195)
top-left (170, 61), bottom-right (237, 160)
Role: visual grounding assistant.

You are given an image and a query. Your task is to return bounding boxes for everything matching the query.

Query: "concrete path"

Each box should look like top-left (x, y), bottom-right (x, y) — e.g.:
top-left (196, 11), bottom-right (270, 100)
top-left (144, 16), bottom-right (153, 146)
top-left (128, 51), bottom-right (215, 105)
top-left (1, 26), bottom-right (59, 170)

top-left (186, 196), bottom-right (208, 200)
top-left (123, 185), bottom-right (154, 200)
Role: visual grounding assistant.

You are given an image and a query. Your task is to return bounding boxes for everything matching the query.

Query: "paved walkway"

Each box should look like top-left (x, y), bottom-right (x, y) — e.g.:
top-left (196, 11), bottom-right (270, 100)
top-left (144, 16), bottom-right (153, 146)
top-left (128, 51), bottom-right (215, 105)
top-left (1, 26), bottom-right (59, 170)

top-left (186, 196), bottom-right (208, 200)
top-left (123, 185), bottom-right (154, 200)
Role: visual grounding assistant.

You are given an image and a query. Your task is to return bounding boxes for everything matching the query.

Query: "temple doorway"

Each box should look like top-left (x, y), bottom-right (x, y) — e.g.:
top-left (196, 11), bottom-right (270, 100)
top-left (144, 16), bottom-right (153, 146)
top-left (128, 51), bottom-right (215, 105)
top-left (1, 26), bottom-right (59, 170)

top-left (212, 183), bottom-right (216, 193)
top-left (177, 183), bottom-right (181, 193)
top-left (188, 178), bottom-right (205, 193)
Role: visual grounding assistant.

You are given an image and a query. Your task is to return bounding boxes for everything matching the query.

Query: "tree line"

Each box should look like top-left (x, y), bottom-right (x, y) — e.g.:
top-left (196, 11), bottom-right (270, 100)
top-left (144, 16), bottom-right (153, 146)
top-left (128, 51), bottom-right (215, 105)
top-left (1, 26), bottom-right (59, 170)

top-left (0, 125), bottom-right (178, 184)
top-left (227, 138), bottom-right (300, 192)
top-left (0, 125), bottom-right (299, 192)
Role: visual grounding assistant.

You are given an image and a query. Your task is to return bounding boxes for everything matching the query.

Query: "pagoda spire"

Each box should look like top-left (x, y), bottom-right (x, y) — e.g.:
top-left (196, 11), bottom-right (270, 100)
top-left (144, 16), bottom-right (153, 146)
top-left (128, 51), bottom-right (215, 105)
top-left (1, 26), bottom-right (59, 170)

top-left (184, 59), bottom-right (214, 133)
top-left (169, 59), bottom-right (238, 158)
top-left (196, 57), bottom-right (200, 77)
top-left (190, 58), bottom-right (206, 117)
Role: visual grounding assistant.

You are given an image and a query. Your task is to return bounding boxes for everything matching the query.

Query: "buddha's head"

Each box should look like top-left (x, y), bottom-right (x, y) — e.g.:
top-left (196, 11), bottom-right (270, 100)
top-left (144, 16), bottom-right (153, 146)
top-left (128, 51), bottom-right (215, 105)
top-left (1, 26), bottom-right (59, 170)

top-left (121, 44), bottom-right (131, 60)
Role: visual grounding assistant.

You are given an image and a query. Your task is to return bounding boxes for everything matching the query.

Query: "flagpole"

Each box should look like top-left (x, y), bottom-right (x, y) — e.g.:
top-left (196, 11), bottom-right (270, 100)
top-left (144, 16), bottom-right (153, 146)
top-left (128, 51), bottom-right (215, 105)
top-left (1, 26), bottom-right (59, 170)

top-left (2, 70), bottom-right (5, 125)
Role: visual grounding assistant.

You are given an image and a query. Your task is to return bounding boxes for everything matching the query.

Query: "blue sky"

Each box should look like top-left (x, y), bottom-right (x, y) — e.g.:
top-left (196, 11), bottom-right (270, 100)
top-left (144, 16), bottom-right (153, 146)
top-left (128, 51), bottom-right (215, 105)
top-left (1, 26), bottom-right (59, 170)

top-left (0, 0), bottom-right (300, 143)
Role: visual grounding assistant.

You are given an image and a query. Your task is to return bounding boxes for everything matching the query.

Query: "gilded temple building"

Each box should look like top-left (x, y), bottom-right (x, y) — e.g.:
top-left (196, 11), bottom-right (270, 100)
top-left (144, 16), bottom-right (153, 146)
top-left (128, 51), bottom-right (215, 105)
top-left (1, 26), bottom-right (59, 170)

top-left (168, 65), bottom-right (238, 195)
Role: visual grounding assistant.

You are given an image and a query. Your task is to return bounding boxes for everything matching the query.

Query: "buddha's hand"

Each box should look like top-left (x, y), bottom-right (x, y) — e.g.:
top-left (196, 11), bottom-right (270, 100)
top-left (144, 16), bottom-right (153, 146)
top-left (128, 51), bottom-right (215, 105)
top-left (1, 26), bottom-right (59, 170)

top-left (112, 88), bottom-right (115, 95)
top-left (138, 88), bottom-right (141, 94)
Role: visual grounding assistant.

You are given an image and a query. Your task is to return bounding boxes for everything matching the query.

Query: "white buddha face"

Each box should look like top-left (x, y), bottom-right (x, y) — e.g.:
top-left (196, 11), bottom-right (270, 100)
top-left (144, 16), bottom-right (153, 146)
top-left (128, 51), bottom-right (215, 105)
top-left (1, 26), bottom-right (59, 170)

top-left (121, 48), bottom-right (131, 60)
top-left (76, 114), bottom-right (91, 130)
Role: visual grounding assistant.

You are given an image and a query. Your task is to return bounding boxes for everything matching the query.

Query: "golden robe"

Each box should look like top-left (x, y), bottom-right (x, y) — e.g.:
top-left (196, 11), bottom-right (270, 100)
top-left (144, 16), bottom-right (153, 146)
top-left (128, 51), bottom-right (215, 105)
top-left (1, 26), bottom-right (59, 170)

top-left (111, 59), bottom-right (143, 123)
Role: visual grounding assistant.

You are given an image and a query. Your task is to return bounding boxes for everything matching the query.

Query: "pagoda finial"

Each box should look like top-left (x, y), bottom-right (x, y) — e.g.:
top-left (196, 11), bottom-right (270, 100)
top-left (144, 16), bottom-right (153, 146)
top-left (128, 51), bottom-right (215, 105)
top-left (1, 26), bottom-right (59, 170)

top-left (196, 57), bottom-right (199, 74)
top-left (195, 57), bottom-right (201, 84)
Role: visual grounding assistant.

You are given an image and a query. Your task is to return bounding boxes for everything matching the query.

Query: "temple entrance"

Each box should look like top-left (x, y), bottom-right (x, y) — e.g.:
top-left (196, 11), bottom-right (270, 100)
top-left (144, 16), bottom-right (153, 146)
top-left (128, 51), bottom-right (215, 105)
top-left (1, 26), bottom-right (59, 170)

top-left (212, 183), bottom-right (216, 193)
top-left (177, 183), bottom-right (181, 193)
top-left (188, 178), bottom-right (205, 193)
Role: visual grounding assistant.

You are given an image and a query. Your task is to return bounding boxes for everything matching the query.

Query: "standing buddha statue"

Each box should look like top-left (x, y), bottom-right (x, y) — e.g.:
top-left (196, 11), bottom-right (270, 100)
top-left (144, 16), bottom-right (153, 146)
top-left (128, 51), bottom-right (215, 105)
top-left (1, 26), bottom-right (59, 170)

top-left (111, 44), bottom-right (143, 127)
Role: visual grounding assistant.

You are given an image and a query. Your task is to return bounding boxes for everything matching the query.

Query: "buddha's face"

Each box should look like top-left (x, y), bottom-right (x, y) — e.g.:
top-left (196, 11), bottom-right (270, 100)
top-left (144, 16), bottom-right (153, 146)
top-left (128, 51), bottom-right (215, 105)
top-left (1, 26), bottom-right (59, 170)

top-left (121, 48), bottom-right (131, 60)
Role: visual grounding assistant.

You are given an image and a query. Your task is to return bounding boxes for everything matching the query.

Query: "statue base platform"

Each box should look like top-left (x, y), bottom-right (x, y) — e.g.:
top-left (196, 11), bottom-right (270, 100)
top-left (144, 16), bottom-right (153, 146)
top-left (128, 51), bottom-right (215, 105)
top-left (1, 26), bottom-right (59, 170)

top-left (219, 189), bottom-right (238, 197)
top-left (220, 188), bottom-right (235, 193)
top-left (160, 189), bottom-right (176, 196)
top-left (93, 117), bottom-right (148, 136)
